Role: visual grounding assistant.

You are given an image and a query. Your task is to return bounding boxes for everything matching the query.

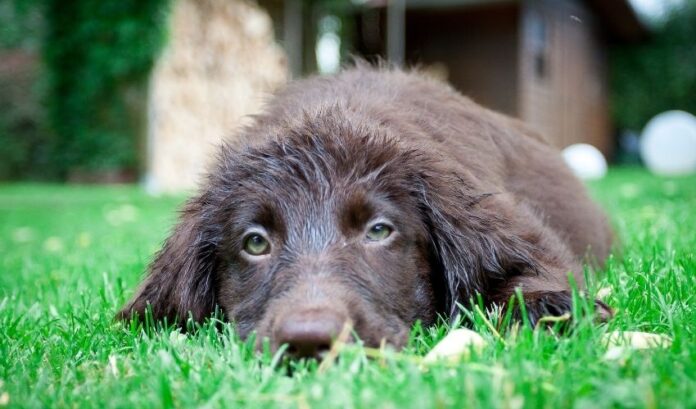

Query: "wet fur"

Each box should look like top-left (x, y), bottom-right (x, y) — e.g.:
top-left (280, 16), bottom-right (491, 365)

top-left (118, 67), bottom-right (613, 347)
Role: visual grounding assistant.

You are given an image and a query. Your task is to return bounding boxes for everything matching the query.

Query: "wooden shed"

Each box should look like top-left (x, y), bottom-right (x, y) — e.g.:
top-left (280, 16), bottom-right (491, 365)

top-left (350, 0), bottom-right (648, 157)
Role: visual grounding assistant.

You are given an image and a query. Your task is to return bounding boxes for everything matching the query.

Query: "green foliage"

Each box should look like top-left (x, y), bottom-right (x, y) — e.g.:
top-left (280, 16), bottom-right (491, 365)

top-left (1, 169), bottom-right (696, 407)
top-left (611, 2), bottom-right (696, 131)
top-left (0, 0), bottom-right (43, 50)
top-left (0, 0), bottom-right (170, 179)
top-left (0, 100), bottom-right (56, 180)
top-left (42, 0), bottom-right (170, 175)
top-left (0, 0), bottom-right (50, 180)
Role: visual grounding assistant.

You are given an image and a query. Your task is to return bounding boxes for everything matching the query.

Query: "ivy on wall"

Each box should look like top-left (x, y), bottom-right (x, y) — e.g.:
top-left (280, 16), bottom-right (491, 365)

top-left (42, 0), bottom-right (170, 176)
top-left (0, 0), bottom-right (46, 180)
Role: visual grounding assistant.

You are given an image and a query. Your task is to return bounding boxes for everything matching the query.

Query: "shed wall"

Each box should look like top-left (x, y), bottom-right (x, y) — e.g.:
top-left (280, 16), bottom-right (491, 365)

top-left (518, 0), bottom-right (611, 155)
top-left (404, 4), bottom-right (520, 117)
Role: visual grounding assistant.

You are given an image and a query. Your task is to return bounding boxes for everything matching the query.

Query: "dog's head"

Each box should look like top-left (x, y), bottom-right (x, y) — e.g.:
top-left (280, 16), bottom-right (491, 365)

top-left (119, 111), bottom-right (540, 358)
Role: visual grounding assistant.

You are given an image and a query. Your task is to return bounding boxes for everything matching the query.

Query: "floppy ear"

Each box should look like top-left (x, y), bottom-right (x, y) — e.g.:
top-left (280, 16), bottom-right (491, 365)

top-left (416, 170), bottom-right (546, 315)
top-left (117, 195), bottom-right (219, 326)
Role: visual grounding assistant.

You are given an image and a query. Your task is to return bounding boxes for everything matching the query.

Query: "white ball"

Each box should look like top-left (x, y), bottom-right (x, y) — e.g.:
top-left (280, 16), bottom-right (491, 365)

top-left (641, 110), bottom-right (696, 176)
top-left (562, 143), bottom-right (608, 180)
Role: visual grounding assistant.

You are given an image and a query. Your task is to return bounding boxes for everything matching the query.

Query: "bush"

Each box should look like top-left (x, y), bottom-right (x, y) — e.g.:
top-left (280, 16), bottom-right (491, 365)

top-left (0, 1), bottom-right (51, 180)
top-left (611, 2), bottom-right (696, 132)
top-left (42, 0), bottom-right (170, 178)
top-left (1, 0), bottom-right (171, 180)
top-left (0, 58), bottom-right (56, 180)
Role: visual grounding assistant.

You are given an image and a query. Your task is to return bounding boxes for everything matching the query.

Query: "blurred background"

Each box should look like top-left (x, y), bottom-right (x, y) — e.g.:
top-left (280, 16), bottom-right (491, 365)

top-left (0, 0), bottom-right (694, 192)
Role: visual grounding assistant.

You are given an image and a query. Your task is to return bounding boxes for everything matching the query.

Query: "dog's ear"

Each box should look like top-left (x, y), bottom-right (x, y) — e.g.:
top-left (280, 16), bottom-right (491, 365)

top-left (416, 170), bottom-right (545, 315)
top-left (117, 194), bottom-right (219, 326)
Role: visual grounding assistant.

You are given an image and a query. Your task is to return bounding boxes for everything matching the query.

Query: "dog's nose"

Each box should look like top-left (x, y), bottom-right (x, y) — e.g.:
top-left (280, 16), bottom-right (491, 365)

top-left (274, 311), bottom-right (347, 360)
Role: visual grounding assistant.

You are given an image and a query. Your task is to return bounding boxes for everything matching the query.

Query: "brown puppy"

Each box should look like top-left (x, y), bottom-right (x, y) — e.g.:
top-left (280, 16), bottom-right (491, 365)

top-left (119, 67), bottom-right (612, 358)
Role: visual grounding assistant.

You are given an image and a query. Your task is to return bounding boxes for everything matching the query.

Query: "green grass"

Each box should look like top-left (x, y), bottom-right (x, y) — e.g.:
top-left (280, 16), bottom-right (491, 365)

top-left (1, 168), bottom-right (695, 409)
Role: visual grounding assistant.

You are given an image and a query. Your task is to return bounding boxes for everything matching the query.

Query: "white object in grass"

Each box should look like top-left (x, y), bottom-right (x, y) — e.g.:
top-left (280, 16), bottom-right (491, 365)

top-left (602, 331), bottom-right (672, 363)
top-left (596, 287), bottom-right (612, 300)
top-left (562, 143), bottom-right (608, 180)
top-left (601, 331), bottom-right (672, 349)
top-left (423, 329), bottom-right (487, 363)
top-left (641, 110), bottom-right (696, 175)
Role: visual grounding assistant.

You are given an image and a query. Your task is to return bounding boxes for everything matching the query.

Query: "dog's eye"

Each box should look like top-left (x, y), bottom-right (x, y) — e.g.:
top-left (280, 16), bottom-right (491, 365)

top-left (243, 233), bottom-right (270, 256)
top-left (366, 223), bottom-right (392, 241)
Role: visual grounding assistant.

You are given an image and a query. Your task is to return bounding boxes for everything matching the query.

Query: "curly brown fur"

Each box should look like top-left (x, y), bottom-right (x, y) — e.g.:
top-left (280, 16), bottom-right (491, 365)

top-left (118, 66), bottom-right (612, 351)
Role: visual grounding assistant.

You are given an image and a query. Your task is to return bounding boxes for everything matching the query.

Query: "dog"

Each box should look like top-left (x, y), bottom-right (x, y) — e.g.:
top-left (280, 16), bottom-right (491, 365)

top-left (118, 67), bottom-right (613, 359)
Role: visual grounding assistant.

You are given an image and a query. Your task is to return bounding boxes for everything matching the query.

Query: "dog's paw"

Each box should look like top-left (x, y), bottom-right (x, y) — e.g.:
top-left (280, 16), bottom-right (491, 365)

top-left (513, 291), bottom-right (613, 329)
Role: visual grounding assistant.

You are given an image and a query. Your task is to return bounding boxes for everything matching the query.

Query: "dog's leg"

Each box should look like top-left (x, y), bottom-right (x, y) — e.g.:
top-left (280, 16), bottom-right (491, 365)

top-left (491, 201), bottom-right (613, 328)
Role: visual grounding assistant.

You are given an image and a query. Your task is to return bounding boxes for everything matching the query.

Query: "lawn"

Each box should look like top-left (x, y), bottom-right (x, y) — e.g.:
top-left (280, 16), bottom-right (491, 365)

top-left (1, 168), bottom-right (695, 409)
